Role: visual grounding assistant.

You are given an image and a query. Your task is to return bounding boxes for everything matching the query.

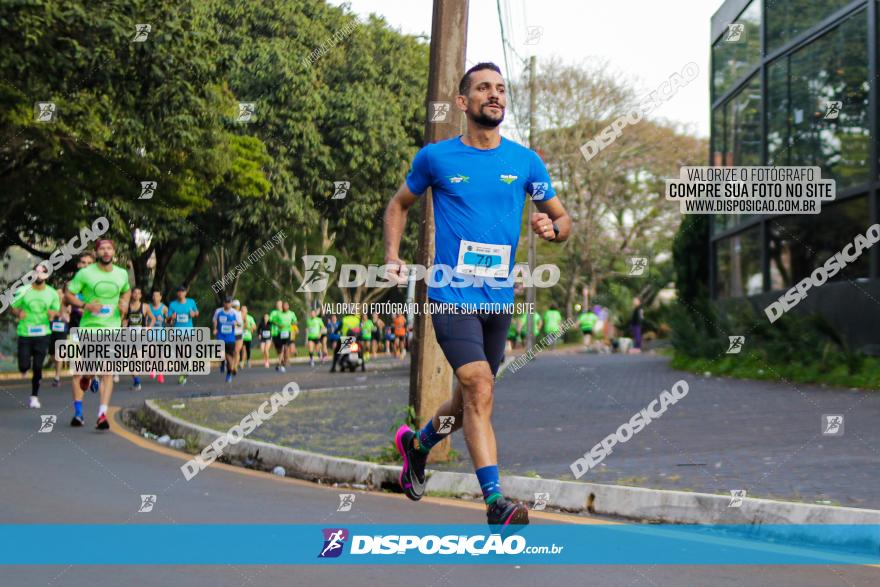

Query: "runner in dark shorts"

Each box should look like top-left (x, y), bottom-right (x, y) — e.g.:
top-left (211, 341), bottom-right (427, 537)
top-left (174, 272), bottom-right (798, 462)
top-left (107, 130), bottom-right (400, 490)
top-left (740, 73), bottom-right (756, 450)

top-left (383, 62), bottom-right (571, 529)
top-left (431, 304), bottom-right (511, 375)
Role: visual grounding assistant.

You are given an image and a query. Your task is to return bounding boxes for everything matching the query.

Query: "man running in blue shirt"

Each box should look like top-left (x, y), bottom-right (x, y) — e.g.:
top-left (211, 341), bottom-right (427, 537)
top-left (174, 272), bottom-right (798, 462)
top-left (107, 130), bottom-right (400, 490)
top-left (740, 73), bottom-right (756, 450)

top-left (168, 286), bottom-right (199, 384)
top-left (384, 62), bottom-right (571, 529)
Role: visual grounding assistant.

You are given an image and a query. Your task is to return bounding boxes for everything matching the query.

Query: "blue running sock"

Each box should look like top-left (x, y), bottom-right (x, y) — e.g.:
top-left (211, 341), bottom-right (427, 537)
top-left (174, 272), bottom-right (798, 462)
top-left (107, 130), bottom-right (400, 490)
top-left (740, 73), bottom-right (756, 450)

top-left (416, 419), bottom-right (444, 454)
top-left (74, 400), bottom-right (83, 418)
top-left (475, 465), bottom-right (502, 505)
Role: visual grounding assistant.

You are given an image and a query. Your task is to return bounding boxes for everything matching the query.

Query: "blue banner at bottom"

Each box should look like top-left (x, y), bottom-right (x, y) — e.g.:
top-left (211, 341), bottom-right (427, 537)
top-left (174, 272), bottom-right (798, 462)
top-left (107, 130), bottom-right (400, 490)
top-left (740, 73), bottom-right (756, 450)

top-left (0, 524), bottom-right (877, 565)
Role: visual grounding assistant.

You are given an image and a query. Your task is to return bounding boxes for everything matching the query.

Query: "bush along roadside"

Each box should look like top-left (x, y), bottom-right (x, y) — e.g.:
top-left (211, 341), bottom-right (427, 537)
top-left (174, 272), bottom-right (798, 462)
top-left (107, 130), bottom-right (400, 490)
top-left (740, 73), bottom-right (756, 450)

top-left (667, 300), bottom-right (880, 389)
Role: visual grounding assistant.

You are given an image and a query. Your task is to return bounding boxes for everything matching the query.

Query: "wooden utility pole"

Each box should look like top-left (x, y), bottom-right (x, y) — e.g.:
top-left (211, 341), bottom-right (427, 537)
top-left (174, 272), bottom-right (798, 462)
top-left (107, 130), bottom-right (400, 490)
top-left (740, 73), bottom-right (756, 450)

top-left (525, 55), bottom-right (537, 349)
top-left (409, 0), bottom-right (468, 463)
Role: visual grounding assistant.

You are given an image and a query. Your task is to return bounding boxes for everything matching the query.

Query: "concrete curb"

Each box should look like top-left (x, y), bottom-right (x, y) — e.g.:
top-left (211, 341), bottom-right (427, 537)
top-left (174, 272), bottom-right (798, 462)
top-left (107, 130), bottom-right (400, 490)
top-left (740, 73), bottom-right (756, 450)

top-left (138, 395), bottom-right (880, 552)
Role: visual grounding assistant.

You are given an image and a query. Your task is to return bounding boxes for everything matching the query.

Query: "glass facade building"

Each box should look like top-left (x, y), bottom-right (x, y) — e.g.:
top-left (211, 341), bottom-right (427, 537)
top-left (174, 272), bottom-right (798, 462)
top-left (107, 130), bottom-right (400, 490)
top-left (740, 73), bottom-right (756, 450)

top-left (710, 0), bottom-right (880, 346)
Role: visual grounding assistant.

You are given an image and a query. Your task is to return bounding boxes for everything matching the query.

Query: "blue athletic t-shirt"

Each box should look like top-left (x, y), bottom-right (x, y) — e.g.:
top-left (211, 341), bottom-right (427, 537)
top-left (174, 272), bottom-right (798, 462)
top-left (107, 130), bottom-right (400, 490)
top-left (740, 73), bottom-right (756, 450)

top-left (168, 298), bottom-right (198, 328)
top-left (214, 308), bottom-right (239, 343)
top-left (405, 136), bottom-right (556, 307)
top-left (149, 303), bottom-right (167, 327)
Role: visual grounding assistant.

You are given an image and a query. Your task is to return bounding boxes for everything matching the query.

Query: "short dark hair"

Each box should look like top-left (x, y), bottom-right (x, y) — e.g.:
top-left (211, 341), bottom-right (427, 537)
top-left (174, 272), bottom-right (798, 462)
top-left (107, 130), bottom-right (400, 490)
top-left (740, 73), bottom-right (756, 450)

top-left (459, 62), bottom-right (502, 95)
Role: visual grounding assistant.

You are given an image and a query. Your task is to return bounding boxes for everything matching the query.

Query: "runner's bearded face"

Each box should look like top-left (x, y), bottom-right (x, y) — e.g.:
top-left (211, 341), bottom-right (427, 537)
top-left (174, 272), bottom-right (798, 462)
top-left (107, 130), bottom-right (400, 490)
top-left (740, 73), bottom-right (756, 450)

top-left (96, 242), bottom-right (114, 265)
top-left (461, 69), bottom-right (506, 128)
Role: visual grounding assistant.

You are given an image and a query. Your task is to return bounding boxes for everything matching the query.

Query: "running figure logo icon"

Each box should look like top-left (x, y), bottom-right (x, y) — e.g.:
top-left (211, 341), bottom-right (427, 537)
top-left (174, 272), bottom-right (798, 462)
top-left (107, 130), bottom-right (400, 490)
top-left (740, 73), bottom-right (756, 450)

top-left (530, 182), bottom-right (549, 201)
top-left (822, 415), bottom-right (844, 436)
top-left (727, 336), bottom-right (745, 354)
top-left (725, 23), bottom-right (745, 43)
top-left (437, 415), bottom-right (455, 434)
top-left (139, 181), bottom-right (157, 200)
top-left (824, 101), bottom-right (842, 120)
top-left (629, 257), bottom-right (648, 276)
top-left (728, 489), bottom-right (746, 508)
top-left (35, 102), bottom-right (56, 123)
top-left (332, 181), bottom-right (350, 200)
top-left (524, 25), bottom-right (544, 45)
top-left (138, 495), bottom-right (157, 513)
top-left (132, 24), bottom-right (151, 42)
top-left (38, 415), bottom-right (57, 433)
top-left (337, 494), bottom-right (355, 512)
top-left (318, 528), bottom-right (348, 558)
top-left (338, 336), bottom-right (356, 355)
top-left (237, 102), bottom-right (256, 123)
top-left (298, 255), bottom-right (336, 293)
top-left (430, 102), bottom-right (451, 122)
top-left (533, 492), bottom-right (550, 511)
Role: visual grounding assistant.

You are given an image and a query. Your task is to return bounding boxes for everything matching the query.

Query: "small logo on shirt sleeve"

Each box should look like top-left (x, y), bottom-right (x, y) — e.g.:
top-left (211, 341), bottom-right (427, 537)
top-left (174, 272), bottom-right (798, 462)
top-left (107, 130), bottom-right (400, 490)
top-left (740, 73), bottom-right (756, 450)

top-left (530, 182), bottom-right (549, 200)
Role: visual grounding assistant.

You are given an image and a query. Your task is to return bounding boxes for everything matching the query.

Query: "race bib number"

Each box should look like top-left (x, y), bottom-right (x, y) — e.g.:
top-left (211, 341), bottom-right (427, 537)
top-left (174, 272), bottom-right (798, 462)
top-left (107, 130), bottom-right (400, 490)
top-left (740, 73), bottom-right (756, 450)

top-left (176, 314), bottom-right (189, 324)
top-left (456, 240), bottom-right (511, 278)
top-left (261, 330), bottom-right (271, 338)
top-left (220, 324), bottom-right (233, 334)
top-left (28, 325), bottom-right (48, 336)
top-left (280, 330), bottom-right (290, 339)
top-left (92, 304), bottom-right (113, 317)
top-left (51, 321), bottom-right (66, 333)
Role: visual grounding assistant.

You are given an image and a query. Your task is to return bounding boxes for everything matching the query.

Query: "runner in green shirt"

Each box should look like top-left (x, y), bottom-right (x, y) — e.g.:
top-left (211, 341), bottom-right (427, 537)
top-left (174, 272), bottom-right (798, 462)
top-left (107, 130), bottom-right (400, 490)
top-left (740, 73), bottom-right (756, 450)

top-left (241, 305), bottom-right (256, 369)
top-left (270, 301), bottom-right (297, 372)
top-left (340, 313), bottom-right (361, 337)
top-left (507, 314), bottom-right (521, 350)
top-left (516, 311), bottom-right (542, 341)
top-left (577, 305), bottom-right (598, 348)
top-left (269, 300), bottom-right (282, 338)
top-left (64, 239), bottom-right (131, 430)
top-left (11, 264), bottom-right (60, 408)
top-left (360, 314), bottom-right (374, 361)
top-left (542, 305), bottom-right (564, 349)
top-left (306, 310), bottom-right (326, 366)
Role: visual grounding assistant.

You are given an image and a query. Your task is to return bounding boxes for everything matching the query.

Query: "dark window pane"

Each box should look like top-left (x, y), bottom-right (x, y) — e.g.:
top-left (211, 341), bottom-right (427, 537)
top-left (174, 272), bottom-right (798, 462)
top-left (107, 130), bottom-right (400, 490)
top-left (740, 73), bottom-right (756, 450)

top-left (768, 196), bottom-right (870, 291)
top-left (766, 0), bottom-right (852, 52)
top-left (730, 74), bottom-right (762, 166)
top-left (713, 0), bottom-right (761, 98)
top-left (767, 57), bottom-right (789, 166)
top-left (715, 226), bottom-right (763, 298)
top-left (766, 11), bottom-right (869, 189)
top-left (713, 75), bottom-right (761, 234)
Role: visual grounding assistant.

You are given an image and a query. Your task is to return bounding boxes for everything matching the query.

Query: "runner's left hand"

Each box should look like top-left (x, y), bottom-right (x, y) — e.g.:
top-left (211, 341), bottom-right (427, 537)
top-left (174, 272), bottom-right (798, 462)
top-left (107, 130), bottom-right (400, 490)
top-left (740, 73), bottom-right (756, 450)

top-left (531, 212), bottom-right (555, 241)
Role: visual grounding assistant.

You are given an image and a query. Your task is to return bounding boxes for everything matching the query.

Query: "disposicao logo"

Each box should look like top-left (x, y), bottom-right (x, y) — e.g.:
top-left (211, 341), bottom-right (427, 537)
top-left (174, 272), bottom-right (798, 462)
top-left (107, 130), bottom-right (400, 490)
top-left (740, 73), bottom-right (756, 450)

top-left (318, 528), bottom-right (348, 558)
top-left (447, 175), bottom-right (469, 184)
top-left (500, 174), bottom-right (518, 184)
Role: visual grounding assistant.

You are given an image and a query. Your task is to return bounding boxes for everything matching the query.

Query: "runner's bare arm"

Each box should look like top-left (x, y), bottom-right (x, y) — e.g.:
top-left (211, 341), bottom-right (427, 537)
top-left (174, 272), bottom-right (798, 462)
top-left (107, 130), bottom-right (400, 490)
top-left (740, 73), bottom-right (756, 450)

top-left (383, 181), bottom-right (419, 280)
top-left (118, 290), bottom-right (131, 317)
top-left (532, 197), bottom-right (572, 242)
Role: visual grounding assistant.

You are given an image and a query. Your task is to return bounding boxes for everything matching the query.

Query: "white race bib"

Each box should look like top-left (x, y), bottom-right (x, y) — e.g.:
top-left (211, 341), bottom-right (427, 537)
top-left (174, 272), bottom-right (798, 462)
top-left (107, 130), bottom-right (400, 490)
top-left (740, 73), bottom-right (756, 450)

top-left (456, 240), bottom-right (511, 278)
top-left (280, 330), bottom-right (290, 339)
top-left (28, 325), bottom-right (48, 336)
top-left (51, 321), bottom-right (66, 332)
top-left (92, 304), bottom-right (113, 317)
top-left (261, 330), bottom-right (271, 338)
top-left (176, 314), bottom-right (189, 324)
top-left (220, 324), bottom-right (233, 334)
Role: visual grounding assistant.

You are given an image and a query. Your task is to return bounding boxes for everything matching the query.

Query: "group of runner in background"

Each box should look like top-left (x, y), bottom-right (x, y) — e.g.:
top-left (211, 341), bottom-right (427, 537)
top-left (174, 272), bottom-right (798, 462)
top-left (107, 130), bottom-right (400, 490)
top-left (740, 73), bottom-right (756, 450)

top-left (10, 237), bottom-right (638, 423)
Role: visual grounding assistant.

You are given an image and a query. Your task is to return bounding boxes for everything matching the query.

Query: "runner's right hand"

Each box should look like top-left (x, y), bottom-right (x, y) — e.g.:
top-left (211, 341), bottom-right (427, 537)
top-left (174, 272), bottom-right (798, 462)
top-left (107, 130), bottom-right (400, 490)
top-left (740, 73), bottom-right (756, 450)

top-left (84, 302), bottom-right (104, 314)
top-left (384, 257), bottom-right (409, 286)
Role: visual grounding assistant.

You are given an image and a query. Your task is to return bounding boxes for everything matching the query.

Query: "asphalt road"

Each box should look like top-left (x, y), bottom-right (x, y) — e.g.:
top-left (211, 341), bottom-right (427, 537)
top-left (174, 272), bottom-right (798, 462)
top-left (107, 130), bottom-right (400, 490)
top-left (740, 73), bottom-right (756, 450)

top-left (0, 356), bottom-right (877, 586)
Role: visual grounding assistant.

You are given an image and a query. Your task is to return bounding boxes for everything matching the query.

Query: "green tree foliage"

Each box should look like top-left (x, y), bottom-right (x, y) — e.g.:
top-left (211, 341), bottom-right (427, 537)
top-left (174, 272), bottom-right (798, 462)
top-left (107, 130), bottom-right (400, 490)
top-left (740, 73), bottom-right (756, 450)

top-left (0, 0), bottom-right (429, 316)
